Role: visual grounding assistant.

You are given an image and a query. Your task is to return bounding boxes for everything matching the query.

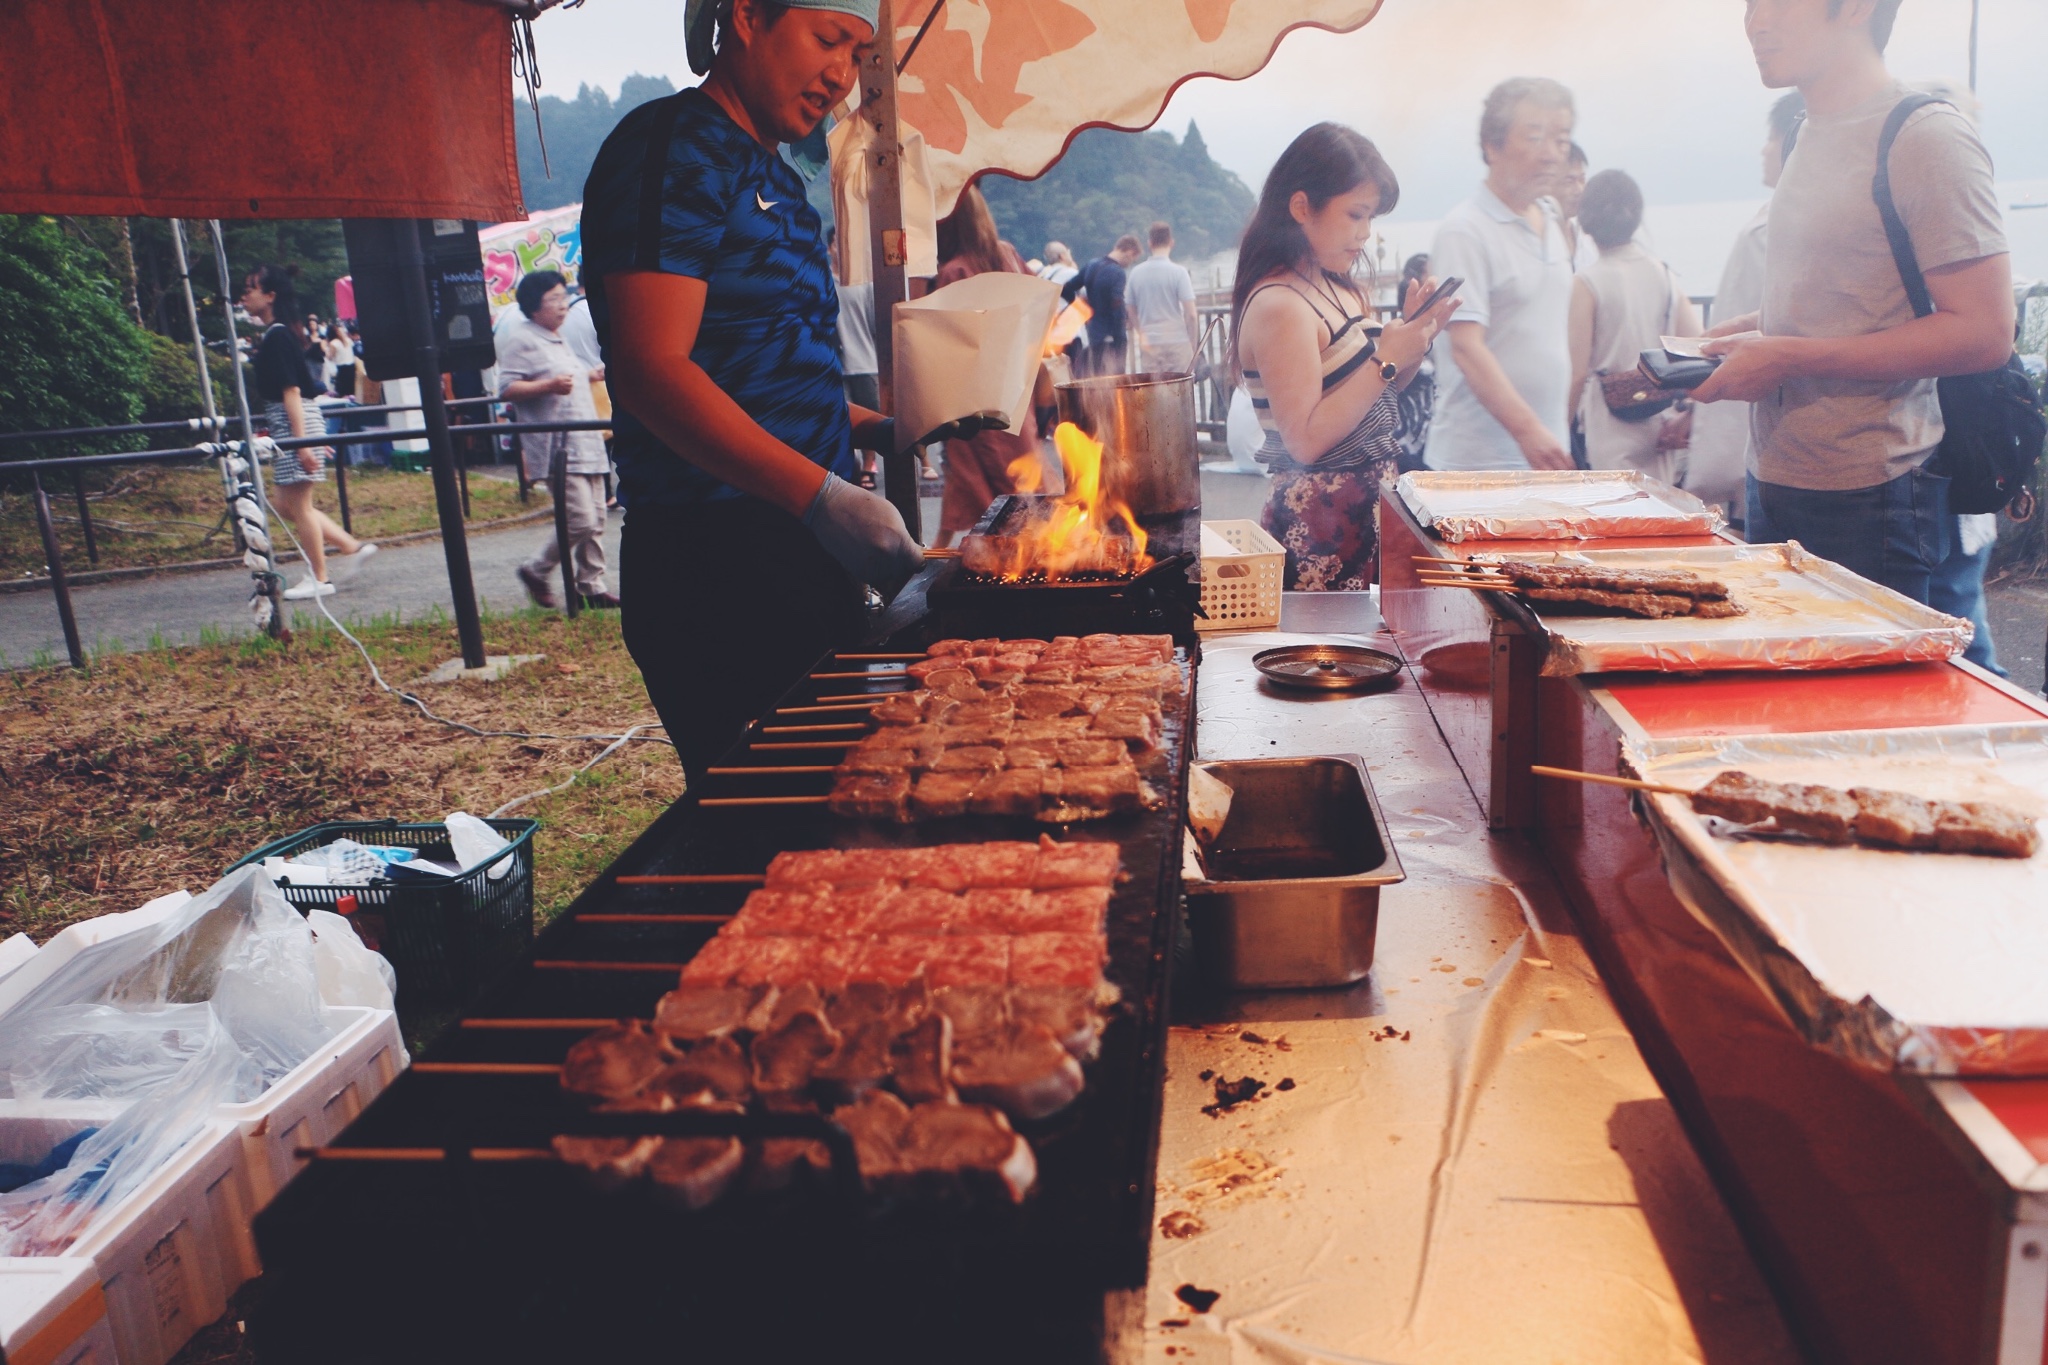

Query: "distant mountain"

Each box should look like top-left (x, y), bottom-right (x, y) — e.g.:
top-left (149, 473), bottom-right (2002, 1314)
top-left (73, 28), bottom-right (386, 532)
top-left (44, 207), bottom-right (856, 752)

top-left (513, 82), bottom-right (1256, 274)
top-left (979, 122), bottom-right (1255, 266)
top-left (515, 75), bottom-right (679, 213)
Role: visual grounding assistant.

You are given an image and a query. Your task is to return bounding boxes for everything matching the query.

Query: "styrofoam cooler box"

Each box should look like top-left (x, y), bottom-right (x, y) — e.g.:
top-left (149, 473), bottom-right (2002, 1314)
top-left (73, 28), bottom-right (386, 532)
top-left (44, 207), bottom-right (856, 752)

top-left (221, 1006), bottom-right (407, 1228)
top-left (0, 1257), bottom-right (120, 1365)
top-left (0, 1112), bottom-right (248, 1365)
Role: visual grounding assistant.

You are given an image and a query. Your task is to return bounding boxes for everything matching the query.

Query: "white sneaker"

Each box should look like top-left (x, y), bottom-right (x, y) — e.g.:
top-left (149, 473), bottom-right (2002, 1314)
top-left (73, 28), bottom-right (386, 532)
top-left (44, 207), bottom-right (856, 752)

top-left (328, 542), bottom-right (378, 582)
top-left (283, 578), bottom-right (337, 600)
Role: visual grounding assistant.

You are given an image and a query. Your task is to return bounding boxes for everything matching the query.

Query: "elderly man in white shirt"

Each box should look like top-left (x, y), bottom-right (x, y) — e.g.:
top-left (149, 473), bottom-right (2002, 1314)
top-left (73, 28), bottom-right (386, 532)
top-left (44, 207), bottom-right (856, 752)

top-left (1424, 77), bottom-right (1578, 473)
top-left (502, 270), bottom-right (616, 610)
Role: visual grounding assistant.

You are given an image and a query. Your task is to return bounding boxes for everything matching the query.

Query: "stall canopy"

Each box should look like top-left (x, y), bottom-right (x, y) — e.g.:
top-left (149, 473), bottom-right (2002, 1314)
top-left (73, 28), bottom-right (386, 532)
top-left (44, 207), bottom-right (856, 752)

top-left (0, 0), bottom-right (522, 221)
top-left (897, 0), bottom-right (1383, 214)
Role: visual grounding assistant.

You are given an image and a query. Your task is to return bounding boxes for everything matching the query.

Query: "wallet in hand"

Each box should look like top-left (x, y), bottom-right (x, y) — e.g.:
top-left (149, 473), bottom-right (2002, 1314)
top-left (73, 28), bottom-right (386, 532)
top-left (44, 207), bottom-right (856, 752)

top-left (1638, 349), bottom-right (1721, 391)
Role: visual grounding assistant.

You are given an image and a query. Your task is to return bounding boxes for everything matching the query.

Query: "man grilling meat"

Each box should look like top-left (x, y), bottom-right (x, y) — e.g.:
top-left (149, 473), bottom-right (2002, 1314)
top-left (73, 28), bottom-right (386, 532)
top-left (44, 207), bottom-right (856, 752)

top-left (581, 0), bottom-right (996, 782)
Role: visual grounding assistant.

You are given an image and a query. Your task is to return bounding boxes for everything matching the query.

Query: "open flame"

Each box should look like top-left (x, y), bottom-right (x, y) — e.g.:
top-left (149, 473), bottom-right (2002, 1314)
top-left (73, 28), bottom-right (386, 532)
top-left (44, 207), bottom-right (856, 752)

top-left (961, 422), bottom-right (1152, 581)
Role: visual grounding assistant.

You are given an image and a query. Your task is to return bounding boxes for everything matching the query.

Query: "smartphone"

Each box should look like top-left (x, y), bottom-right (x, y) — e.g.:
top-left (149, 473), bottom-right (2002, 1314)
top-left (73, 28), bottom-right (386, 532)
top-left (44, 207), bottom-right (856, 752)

top-left (1405, 276), bottom-right (1463, 322)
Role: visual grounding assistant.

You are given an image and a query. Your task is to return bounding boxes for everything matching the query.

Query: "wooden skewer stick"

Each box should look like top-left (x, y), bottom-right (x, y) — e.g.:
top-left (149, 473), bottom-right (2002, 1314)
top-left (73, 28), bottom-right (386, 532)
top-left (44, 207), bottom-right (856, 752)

top-left (750, 740), bottom-right (859, 751)
top-left (757, 723), bottom-right (869, 735)
top-left (923, 547), bottom-right (961, 559)
top-left (533, 960), bottom-right (689, 972)
top-left (299, 1147), bottom-right (556, 1163)
top-left (809, 669), bottom-right (909, 680)
top-left (461, 1018), bottom-right (632, 1030)
top-left (835, 652), bottom-right (928, 660)
top-left (813, 687), bottom-right (914, 699)
top-left (699, 795), bottom-right (833, 808)
top-left (412, 1062), bottom-right (562, 1076)
top-left (615, 873), bottom-right (764, 885)
top-left (575, 913), bottom-right (735, 925)
top-left (1529, 765), bottom-right (1690, 798)
top-left (705, 765), bottom-right (838, 776)
top-left (776, 700), bottom-right (887, 715)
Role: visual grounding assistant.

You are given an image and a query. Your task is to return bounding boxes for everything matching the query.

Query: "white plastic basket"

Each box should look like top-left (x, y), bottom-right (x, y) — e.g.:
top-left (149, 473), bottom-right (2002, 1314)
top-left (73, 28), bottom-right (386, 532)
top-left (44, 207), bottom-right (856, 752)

top-left (0, 1111), bottom-right (249, 1365)
top-left (1196, 520), bottom-right (1286, 633)
top-left (220, 1006), bottom-right (406, 1227)
top-left (0, 1257), bottom-right (119, 1365)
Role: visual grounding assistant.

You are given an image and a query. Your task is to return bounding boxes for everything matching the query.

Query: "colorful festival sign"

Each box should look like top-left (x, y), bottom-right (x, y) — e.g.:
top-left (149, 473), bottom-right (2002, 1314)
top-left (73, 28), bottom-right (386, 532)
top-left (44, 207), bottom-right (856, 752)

top-left (479, 203), bottom-right (584, 317)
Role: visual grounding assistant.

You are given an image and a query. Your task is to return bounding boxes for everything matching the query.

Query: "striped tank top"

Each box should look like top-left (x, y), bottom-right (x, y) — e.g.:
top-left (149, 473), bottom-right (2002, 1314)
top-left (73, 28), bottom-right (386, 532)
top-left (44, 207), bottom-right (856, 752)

top-left (1240, 277), bottom-right (1399, 473)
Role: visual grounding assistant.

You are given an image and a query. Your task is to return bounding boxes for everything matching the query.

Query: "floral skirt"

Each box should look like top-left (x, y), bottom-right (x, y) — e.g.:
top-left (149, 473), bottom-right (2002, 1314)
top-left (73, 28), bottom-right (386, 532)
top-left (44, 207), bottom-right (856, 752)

top-left (1259, 462), bottom-right (1390, 592)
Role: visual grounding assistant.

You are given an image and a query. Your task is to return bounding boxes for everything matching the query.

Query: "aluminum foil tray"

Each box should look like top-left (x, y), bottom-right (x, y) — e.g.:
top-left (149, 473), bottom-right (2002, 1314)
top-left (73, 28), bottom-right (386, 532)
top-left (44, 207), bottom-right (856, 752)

top-left (1469, 541), bottom-right (1973, 676)
top-left (1396, 469), bottom-right (1725, 542)
top-left (1621, 724), bottom-right (2048, 1075)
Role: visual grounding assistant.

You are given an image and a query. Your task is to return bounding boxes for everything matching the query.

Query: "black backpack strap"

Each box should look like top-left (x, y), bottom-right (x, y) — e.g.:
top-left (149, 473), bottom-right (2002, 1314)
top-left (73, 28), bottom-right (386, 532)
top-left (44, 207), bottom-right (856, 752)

top-left (1872, 92), bottom-right (1944, 320)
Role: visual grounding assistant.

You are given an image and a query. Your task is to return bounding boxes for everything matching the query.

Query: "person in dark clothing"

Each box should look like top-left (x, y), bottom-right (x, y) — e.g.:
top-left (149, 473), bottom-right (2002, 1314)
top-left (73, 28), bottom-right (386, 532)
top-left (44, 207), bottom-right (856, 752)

top-left (1062, 234), bottom-right (1142, 377)
top-left (243, 265), bottom-right (373, 599)
top-left (581, 0), bottom-right (996, 784)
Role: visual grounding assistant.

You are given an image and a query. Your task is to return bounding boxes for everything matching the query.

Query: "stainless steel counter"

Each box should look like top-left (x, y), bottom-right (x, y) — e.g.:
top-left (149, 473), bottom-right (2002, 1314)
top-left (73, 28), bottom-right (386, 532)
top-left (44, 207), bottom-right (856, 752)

top-left (1139, 593), bottom-right (1798, 1362)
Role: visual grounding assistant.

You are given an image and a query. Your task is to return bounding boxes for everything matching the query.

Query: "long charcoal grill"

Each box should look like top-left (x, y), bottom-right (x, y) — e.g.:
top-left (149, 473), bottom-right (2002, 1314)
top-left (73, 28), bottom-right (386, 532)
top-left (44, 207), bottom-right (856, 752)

top-left (252, 632), bottom-right (1198, 1364)
top-left (928, 498), bottom-right (1205, 645)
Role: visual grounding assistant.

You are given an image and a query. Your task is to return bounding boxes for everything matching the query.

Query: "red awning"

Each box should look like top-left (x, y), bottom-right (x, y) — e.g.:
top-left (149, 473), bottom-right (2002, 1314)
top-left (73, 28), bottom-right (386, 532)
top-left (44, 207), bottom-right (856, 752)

top-left (0, 0), bottom-right (523, 221)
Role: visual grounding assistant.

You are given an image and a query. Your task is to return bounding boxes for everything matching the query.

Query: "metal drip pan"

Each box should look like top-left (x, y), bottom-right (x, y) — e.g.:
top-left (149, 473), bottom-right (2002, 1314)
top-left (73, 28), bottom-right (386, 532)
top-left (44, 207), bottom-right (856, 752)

top-left (1252, 643), bottom-right (1403, 693)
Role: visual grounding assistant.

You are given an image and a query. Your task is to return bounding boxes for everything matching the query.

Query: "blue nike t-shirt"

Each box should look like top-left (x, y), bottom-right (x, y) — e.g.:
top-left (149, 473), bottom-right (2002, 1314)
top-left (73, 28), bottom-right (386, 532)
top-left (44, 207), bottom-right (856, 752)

top-left (581, 88), bottom-right (854, 507)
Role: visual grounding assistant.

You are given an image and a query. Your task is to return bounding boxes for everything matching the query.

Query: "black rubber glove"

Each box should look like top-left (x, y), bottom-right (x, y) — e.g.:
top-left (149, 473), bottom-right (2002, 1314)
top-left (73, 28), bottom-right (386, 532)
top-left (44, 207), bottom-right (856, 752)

top-left (864, 412), bottom-right (1012, 455)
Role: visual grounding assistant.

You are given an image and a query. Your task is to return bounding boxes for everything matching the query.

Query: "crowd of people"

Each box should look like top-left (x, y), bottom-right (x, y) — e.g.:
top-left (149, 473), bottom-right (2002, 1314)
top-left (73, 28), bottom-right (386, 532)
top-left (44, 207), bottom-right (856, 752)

top-left (229, 0), bottom-right (2026, 689)
top-left (1220, 0), bottom-right (2018, 672)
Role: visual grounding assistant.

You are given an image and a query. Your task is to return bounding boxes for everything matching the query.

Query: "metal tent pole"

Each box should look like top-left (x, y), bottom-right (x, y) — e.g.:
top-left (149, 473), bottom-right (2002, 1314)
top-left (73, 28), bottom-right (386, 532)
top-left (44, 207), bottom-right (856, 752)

top-left (861, 0), bottom-right (920, 544)
top-left (169, 220), bottom-right (240, 551)
top-left (209, 220), bottom-right (289, 638)
top-left (394, 220), bottom-right (489, 670)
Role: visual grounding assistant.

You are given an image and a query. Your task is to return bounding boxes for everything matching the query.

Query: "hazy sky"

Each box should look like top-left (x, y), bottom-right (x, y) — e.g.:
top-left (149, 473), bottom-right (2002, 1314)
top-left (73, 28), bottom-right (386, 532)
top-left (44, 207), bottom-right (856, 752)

top-left (529, 0), bottom-right (2047, 220)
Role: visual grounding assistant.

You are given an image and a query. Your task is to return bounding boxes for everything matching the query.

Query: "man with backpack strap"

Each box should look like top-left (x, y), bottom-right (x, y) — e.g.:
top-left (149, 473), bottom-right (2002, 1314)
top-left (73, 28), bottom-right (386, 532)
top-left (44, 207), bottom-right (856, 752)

top-left (1694, 0), bottom-right (2026, 664)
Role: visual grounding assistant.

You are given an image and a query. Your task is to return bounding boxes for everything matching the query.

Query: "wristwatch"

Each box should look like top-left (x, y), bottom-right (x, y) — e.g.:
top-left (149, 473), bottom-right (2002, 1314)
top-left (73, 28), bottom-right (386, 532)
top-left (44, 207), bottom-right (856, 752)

top-left (1363, 337), bottom-right (1400, 383)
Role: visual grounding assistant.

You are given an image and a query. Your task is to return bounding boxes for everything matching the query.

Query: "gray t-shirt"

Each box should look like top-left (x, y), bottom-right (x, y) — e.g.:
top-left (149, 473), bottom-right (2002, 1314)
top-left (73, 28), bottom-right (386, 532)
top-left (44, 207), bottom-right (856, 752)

top-left (1125, 254), bottom-right (1195, 351)
top-left (1752, 85), bottom-right (2007, 491)
top-left (1423, 186), bottom-right (1574, 471)
top-left (497, 318), bottom-right (609, 478)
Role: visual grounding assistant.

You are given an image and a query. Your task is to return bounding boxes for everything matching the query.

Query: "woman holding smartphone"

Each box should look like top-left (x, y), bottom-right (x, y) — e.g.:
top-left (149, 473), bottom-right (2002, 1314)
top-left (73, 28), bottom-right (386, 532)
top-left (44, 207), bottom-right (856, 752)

top-left (1233, 124), bottom-right (1460, 590)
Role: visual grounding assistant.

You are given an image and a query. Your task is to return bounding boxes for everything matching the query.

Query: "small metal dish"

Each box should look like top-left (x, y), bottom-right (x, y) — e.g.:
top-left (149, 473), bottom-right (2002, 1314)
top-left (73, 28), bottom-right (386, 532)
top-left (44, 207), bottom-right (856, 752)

top-left (1252, 644), bottom-right (1403, 693)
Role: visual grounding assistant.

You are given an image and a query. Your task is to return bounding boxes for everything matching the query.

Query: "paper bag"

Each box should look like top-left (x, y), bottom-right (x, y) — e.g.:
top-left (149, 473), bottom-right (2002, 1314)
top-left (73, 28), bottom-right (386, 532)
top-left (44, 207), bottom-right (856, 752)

top-left (893, 273), bottom-right (1064, 445)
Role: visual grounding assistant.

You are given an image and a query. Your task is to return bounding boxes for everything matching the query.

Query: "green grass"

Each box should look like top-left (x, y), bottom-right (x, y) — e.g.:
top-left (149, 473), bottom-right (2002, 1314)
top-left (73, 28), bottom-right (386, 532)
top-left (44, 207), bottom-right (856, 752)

top-left (3, 610), bottom-right (680, 946)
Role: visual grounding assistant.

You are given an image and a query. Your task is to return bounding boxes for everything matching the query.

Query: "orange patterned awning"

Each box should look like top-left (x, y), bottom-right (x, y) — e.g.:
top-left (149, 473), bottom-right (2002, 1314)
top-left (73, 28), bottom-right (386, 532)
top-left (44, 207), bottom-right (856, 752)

top-left (0, 0), bottom-right (522, 221)
top-left (896, 0), bottom-right (1383, 214)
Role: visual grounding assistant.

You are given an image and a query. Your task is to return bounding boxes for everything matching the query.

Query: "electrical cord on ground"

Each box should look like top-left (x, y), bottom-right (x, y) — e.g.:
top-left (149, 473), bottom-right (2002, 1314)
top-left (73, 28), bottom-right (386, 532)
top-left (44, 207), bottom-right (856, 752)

top-left (264, 487), bottom-right (673, 815)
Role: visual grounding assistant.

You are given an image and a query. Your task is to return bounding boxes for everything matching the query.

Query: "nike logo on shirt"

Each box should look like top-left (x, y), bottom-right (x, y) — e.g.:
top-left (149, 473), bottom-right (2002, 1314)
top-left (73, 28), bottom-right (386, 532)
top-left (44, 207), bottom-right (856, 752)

top-left (756, 192), bottom-right (779, 212)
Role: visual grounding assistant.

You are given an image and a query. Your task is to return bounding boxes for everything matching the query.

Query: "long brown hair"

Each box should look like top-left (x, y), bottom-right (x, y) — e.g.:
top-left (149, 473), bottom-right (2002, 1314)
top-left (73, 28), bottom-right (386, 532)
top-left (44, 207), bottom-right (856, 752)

top-left (937, 184), bottom-right (1011, 277)
top-left (1229, 123), bottom-right (1399, 376)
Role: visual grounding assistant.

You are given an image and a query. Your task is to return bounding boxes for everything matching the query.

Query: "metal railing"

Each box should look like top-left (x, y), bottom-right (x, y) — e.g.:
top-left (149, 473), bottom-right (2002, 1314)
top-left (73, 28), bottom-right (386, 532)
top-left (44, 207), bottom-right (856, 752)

top-left (3, 393), bottom-right (517, 571)
top-left (9, 416), bottom-right (607, 670)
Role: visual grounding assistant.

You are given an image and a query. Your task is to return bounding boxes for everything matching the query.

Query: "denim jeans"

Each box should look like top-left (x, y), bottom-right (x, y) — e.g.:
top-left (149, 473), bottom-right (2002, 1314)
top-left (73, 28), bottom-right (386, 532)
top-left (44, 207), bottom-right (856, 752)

top-left (1928, 533), bottom-right (2005, 674)
top-left (1744, 466), bottom-right (1951, 607)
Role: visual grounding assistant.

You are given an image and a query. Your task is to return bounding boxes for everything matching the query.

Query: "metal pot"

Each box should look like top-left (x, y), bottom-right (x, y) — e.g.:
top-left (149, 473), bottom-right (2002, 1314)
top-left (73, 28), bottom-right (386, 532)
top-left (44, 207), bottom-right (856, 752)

top-left (1053, 372), bottom-right (1201, 516)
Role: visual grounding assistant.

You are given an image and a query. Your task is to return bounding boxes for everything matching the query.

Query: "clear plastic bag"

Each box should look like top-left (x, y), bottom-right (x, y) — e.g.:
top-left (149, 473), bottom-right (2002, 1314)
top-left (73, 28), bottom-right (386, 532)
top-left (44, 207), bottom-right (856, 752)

top-left (0, 866), bottom-right (339, 1101)
top-left (5, 1002), bottom-right (257, 1102)
top-left (445, 810), bottom-right (512, 881)
top-left (308, 910), bottom-right (397, 1011)
top-left (0, 1010), bottom-right (243, 1255)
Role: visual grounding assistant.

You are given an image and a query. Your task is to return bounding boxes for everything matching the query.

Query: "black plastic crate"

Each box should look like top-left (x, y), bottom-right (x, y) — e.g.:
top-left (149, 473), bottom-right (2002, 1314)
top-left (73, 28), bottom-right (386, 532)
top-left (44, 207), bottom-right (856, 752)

top-left (229, 818), bottom-right (538, 1006)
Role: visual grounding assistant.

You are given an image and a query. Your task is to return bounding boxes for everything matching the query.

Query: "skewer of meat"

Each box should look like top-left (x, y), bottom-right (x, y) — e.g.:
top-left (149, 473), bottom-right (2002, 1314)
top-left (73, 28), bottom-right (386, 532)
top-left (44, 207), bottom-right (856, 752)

top-left (1532, 765), bottom-right (2041, 857)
